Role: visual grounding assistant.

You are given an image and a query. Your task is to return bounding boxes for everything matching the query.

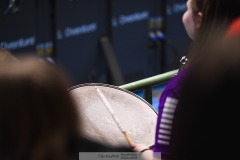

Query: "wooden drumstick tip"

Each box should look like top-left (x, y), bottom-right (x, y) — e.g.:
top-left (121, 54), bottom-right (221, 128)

top-left (122, 131), bottom-right (133, 146)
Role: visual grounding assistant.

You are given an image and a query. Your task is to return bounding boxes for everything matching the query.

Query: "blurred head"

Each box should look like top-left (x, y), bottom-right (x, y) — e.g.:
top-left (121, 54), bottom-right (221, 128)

top-left (170, 19), bottom-right (240, 160)
top-left (0, 57), bottom-right (80, 160)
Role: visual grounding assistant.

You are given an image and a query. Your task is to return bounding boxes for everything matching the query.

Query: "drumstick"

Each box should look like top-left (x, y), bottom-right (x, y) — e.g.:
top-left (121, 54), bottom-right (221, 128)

top-left (96, 87), bottom-right (133, 146)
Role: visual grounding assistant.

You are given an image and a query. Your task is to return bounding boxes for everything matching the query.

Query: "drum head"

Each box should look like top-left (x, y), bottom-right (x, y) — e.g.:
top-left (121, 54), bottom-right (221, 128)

top-left (69, 83), bottom-right (157, 147)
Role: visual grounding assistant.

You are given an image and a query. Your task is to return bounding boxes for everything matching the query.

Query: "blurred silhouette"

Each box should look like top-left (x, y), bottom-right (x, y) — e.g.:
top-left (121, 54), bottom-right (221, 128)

top-left (170, 18), bottom-right (240, 160)
top-left (0, 56), bottom-right (130, 160)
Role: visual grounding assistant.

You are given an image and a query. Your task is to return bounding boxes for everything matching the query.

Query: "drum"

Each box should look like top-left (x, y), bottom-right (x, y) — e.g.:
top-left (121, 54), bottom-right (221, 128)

top-left (69, 83), bottom-right (157, 147)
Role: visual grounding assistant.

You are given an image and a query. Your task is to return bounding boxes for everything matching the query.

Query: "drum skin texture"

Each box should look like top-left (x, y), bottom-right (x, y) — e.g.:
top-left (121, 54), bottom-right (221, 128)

top-left (69, 83), bottom-right (157, 148)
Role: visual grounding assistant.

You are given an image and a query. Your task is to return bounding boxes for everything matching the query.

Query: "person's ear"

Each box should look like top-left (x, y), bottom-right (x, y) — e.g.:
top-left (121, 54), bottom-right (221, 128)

top-left (195, 12), bottom-right (203, 29)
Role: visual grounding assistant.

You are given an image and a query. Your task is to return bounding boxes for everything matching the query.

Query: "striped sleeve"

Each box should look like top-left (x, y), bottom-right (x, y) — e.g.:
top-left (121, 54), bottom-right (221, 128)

top-left (153, 96), bottom-right (178, 158)
top-left (157, 97), bottom-right (177, 146)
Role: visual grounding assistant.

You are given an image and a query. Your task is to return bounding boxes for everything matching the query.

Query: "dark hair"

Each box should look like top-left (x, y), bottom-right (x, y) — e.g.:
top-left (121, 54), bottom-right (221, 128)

top-left (0, 57), bottom-right (80, 160)
top-left (182, 0), bottom-right (240, 69)
top-left (170, 30), bottom-right (240, 160)
top-left (191, 0), bottom-right (205, 14)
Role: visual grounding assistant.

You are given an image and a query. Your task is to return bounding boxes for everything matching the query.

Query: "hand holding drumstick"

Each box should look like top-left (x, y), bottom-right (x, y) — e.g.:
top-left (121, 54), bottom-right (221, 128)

top-left (96, 88), bottom-right (157, 160)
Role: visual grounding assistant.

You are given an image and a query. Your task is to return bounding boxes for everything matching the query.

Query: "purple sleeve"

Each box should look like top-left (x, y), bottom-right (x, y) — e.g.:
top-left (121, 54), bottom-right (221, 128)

top-left (153, 68), bottom-right (189, 159)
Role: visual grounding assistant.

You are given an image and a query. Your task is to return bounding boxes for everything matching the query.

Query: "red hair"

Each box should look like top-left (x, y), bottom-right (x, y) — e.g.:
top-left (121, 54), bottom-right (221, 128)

top-left (226, 17), bottom-right (240, 37)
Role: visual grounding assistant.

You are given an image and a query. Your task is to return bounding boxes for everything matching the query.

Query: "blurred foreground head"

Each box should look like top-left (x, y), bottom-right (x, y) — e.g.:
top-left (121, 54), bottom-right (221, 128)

top-left (0, 57), bottom-right (80, 160)
top-left (170, 18), bottom-right (240, 160)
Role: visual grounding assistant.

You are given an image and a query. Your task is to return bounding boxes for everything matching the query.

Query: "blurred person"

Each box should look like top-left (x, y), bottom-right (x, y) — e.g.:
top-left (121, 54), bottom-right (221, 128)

top-left (131, 0), bottom-right (240, 159)
top-left (170, 17), bottom-right (240, 160)
top-left (0, 57), bottom-right (131, 160)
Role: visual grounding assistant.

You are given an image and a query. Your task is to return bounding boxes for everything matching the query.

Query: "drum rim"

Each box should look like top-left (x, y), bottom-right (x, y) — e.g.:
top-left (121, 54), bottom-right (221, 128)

top-left (68, 83), bottom-right (157, 114)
